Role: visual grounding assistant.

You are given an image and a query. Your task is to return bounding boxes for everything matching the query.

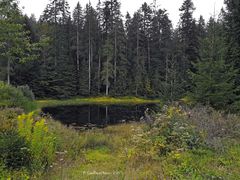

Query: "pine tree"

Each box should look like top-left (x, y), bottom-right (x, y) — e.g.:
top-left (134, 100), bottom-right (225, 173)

top-left (197, 15), bottom-right (206, 39)
top-left (224, 0), bottom-right (240, 86)
top-left (150, 8), bottom-right (172, 96)
top-left (140, 2), bottom-right (153, 74)
top-left (39, 0), bottom-right (76, 98)
top-left (128, 12), bottom-right (147, 96)
top-left (191, 18), bottom-right (237, 109)
top-left (81, 3), bottom-right (100, 95)
top-left (72, 2), bottom-right (84, 94)
top-left (179, 0), bottom-right (199, 87)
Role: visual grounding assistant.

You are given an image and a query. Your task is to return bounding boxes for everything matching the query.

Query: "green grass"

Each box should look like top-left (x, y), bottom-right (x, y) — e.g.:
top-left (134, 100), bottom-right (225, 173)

top-left (43, 121), bottom-right (240, 180)
top-left (1, 107), bottom-right (240, 179)
top-left (41, 105), bottom-right (240, 179)
top-left (37, 96), bottom-right (161, 108)
top-left (43, 124), bottom-right (240, 180)
top-left (42, 123), bottom-right (152, 180)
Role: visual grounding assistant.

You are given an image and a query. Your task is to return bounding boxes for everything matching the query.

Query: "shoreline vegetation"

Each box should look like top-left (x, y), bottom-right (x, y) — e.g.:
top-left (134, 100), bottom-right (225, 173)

top-left (37, 96), bottom-right (161, 108)
top-left (0, 82), bottom-right (239, 179)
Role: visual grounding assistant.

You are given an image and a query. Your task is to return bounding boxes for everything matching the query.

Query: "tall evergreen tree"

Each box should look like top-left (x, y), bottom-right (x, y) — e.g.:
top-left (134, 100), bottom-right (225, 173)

top-left (150, 8), bottom-right (172, 97)
top-left (191, 17), bottom-right (237, 109)
top-left (40, 0), bottom-right (76, 98)
top-left (179, 0), bottom-right (199, 88)
top-left (72, 2), bottom-right (83, 94)
top-left (224, 0), bottom-right (240, 86)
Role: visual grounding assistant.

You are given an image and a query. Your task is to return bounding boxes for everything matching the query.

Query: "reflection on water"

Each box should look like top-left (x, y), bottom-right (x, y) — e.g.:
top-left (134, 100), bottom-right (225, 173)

top-left (42, 104), bottom-right (158, 128)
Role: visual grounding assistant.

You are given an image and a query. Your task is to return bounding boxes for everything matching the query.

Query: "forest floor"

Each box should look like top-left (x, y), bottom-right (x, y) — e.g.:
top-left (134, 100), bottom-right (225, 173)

top-left (37, 96), bottom-right (161, 108)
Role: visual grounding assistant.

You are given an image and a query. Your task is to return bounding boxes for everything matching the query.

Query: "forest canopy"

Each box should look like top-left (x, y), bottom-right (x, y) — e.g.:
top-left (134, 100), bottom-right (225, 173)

top-left (0, 0), bottom-right (239, 111)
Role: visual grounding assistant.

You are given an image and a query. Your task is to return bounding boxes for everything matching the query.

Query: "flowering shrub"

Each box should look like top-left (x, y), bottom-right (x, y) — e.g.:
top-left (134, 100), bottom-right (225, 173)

top-left (18, 113), bottom-right (56, 170)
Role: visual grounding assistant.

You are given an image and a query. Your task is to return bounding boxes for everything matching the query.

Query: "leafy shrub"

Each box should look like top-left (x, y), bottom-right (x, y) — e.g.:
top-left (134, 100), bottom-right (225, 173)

top-left (0, 82), bottom-right (37, 112)
top-left (159, 107), bottom-right (203, 151)
top-left (18, 113), bottom-right (56, 170)
top-left (17, 85), bottom-right (35, 101)
top-left (0, 131), bottom-right (31, 170)
top-left (0, 108), bottom-right (23, 132)
top-left (131, 106), bottom-right (204, 158)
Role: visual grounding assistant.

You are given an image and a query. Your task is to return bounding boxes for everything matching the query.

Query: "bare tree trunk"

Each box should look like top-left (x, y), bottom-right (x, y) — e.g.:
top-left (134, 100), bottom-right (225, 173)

top-left (54, 0), bottom-right (57, 67)
top-left (165, 54), bottom-right (169, 83)
top-left (98, 53), bottom-right (101, 94)
top-left (76, 22), bottom-right (80, 71)
top-left (114, 28), bottom-right (117, 87)
top-left (63, 0), bottom-right (65, 24)
top-left (147, 38), bottom-right (150, 72)
top-left (135, 28), bottom-right (139, 96)
top-left (7, 57), bottom-right (10, 85)
top-left (106, 56), bottom-right (109, 96)
top-left (88, 13), bottom-right (91, 95)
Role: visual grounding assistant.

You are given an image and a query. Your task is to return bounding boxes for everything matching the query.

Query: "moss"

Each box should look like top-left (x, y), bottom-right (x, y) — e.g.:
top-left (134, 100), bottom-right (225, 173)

top-left (85, 147), bottom-right (113, 162)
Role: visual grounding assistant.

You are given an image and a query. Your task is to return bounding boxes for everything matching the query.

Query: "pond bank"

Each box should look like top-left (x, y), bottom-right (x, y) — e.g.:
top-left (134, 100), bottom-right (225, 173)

top-left (37, 96), bottom-right (161, 108)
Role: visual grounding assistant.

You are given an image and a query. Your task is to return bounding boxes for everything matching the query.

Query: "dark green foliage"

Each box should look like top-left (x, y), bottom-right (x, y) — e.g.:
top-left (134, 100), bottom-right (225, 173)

top-left (17, 85), bottom-right (35, 101)
top-left (0, 82), bottom-right (37, 112)
top-left (224, 0), bottom-right (240, 90)
top-left (178, 0), bottom-right (199, 88)
top-left (0, 0), bottom-right (239, 111)
top-left (0, 0), bottom-right (40, 86)
top-left (0, 131), bottom-right (31, 170)
top-left (191, 18), bottom-right (238, 110)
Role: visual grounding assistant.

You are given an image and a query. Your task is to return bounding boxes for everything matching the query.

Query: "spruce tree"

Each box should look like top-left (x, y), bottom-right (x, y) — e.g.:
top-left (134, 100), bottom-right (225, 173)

top-left (191, 18), bottom-right (237, 109)
top-left (224, 0), bottom-right (240, 87)
top-left (179, 0), bottom-right (199, 88)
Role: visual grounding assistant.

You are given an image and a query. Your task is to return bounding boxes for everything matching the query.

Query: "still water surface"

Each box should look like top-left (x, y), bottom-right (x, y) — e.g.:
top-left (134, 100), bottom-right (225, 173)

top-left (42, 104), bottom-right (158, 128)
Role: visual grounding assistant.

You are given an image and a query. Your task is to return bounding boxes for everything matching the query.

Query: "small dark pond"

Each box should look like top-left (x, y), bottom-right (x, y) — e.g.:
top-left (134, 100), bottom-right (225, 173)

top-left (42, 104), bottom-right (158, 129)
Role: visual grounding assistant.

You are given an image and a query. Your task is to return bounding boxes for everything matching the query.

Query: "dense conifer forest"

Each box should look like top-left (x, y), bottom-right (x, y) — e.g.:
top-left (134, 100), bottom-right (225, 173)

top-left (1, 0), bottom-right (239, 111)
top-left (1, 0), bottom-right (240, 179)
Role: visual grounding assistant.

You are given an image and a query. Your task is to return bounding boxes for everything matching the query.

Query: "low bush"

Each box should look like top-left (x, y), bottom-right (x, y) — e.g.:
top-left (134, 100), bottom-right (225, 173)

top-left (0, 131), bottom-right (31, 170)
top-left (129, 105), bottom-right (240, 179)
top-left (185, 105), bottom-right (240, 150)
top-left (17, 85), bottom-right (35, 101)
top-left (0, 82), bottom-right (37, 112)
top-left (0, 108), bottom-right (23, 132)
top-left (131, 106), bottom-right (204, 158)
